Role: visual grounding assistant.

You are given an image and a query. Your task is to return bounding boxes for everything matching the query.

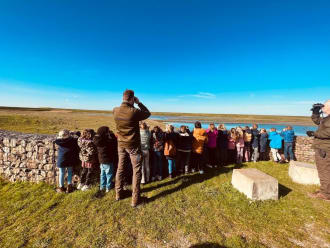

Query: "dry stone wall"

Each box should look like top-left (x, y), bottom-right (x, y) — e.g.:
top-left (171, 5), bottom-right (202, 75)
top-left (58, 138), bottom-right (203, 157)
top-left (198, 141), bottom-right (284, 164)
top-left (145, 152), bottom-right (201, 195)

top-left (293, 136), bottom-right (315, 163)
top-left (0, 130), bottom-right (58, 184)
top-left (0, 130), bottom-right (316, 184)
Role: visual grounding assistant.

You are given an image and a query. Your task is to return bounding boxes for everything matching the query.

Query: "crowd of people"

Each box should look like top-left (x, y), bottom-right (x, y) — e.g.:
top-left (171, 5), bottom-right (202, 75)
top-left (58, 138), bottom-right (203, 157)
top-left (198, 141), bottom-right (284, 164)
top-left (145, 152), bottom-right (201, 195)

top-left (137, 122), bottom-right (296, 183)
top-left (53, 89), bottom-right (303, 206)
top-left (54, 121), bottom-right (296, 192)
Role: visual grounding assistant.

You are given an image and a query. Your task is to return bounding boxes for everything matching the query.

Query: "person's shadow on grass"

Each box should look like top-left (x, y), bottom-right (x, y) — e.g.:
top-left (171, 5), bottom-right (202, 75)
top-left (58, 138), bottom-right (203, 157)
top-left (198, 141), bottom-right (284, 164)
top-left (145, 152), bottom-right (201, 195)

top-left (142, 163), bottom-right (246, 203)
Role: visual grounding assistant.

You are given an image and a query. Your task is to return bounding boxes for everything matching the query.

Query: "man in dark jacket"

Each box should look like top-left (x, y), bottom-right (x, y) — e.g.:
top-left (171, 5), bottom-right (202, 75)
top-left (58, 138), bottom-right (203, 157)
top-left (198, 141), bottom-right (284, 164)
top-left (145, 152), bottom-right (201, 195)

top-left (308, 100), bottom-right (330, 201)
top-left (113, 89), bottom-right (151, 207)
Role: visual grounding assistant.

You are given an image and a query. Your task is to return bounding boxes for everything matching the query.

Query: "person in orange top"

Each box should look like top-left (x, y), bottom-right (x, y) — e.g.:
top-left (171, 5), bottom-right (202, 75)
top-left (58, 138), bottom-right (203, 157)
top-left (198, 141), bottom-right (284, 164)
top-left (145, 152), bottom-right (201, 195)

top-left (192, 121), bottom-right (208, 174)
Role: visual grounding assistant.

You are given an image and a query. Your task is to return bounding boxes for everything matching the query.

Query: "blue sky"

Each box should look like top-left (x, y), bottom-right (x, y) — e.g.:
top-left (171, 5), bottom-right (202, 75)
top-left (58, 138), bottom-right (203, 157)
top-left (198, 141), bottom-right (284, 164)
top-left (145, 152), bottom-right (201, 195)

top-left (0, 0), bottom-right (329, 116)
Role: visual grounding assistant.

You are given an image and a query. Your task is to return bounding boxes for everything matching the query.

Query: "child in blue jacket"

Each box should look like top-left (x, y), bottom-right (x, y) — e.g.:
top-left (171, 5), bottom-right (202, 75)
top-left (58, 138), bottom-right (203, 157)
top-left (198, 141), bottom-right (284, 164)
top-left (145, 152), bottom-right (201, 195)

top-left (268, 128), bottom-right (284, 163)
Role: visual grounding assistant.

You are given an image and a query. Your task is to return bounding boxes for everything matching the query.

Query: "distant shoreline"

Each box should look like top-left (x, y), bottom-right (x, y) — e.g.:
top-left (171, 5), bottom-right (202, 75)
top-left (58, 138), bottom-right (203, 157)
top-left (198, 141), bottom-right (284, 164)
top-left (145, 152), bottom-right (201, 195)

top-left (156, 119), bottom-right (315, 127)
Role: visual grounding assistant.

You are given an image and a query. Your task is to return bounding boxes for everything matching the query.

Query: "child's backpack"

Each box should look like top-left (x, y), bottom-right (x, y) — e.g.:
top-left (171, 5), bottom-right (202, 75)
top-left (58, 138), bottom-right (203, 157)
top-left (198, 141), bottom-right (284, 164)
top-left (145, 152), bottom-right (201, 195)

top-left (164, 139), bottom-right (176, 157)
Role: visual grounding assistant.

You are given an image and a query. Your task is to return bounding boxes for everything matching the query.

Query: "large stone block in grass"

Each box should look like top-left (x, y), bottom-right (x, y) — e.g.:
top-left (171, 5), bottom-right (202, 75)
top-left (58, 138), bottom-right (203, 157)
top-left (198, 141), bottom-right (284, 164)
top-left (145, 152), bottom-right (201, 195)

top-left (231, 168), bottom-right (278, 200)
top-left (289, 161), bottom-right (320, 185)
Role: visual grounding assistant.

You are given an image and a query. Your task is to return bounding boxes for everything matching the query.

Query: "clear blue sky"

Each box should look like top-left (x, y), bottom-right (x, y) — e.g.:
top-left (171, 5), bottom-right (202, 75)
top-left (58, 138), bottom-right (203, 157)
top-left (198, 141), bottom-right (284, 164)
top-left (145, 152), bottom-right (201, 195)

top-left (0, 0), bottom-right (329, 116)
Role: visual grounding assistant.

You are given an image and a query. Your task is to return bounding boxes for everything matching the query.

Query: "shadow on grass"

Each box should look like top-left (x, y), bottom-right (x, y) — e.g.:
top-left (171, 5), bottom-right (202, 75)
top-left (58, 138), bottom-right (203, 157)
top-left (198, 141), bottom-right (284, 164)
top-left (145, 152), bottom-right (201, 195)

top-left (144, 163), bottom-right (247, 203)
top-left (279, 183), bottom-right (292, 198)
top-left (189, 242), bottom-right (226, 248)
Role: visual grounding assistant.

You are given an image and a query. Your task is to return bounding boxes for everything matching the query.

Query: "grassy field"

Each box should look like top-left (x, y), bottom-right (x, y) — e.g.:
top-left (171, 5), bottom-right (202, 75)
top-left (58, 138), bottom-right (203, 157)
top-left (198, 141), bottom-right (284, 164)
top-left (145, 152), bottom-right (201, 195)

top-left (0, 107), bottom-right (163, 134)
top-left (0, 107), bottom-right (314, 134)
top-left (0, 162), bottom-right (329, 248)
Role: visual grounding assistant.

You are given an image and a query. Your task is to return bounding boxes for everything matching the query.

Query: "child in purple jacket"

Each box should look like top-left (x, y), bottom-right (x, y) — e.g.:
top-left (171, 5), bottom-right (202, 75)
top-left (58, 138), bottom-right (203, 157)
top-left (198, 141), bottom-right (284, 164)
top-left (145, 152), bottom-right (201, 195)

top-left (206, 123), bottom-right (218, 168)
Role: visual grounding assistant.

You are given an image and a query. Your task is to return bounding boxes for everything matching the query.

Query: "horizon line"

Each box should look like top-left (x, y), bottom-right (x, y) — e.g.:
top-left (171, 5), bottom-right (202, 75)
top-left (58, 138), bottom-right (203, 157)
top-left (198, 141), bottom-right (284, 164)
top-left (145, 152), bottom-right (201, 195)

top-left (0, 105), bottom-right (311, 118)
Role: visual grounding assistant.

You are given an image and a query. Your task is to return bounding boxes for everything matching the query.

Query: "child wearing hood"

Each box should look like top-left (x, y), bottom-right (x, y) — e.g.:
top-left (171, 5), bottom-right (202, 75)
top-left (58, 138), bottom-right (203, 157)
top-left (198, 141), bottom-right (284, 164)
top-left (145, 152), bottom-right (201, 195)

top-left (55, 129), bottom-right (79, 193)
top-left (268, 128), bottom-right (284, 163)
top-left (77, 129), bottom-right (98, 191)
top-left (93, 126), bottom-right (117, 192)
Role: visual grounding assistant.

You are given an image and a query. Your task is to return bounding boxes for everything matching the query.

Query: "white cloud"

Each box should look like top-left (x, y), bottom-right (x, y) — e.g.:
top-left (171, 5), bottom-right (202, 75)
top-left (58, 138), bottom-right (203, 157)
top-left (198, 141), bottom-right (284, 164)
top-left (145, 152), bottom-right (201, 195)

top-left (179, 92), bottom-right (216, 99)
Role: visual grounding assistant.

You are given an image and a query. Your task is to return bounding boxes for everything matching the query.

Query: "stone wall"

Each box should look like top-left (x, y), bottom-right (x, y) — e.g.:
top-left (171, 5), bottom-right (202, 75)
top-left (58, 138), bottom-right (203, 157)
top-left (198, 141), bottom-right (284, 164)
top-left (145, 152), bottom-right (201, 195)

top-left (0, 130), bottom-right (316, 184)
top-left (292, 136), bottom-right (315, 163)
top-left (0, 130), bottom-right (58, 183)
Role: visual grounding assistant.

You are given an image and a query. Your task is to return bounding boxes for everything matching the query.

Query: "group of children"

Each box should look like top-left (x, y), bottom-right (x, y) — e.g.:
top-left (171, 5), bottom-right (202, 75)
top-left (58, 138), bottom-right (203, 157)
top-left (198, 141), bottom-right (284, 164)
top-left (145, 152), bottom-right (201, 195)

top-left (54, 122), bottom-right (295, 192)
top-left (55, 127), bottom-right (117, 193)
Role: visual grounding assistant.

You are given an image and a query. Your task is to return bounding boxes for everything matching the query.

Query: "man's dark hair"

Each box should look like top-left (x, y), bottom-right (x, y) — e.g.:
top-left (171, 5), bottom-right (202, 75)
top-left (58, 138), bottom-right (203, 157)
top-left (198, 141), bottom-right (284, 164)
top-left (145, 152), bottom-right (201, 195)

top-left (195, 121), bottom-right (201, 128)
top-left (123, 89), bottom-right (134, 101)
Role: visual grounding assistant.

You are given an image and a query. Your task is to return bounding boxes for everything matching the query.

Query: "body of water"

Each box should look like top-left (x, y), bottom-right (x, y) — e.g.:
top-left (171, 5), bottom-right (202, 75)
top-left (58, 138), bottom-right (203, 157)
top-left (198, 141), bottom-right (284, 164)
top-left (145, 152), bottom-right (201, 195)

top-left (167, 122), bottom-right (317, 136)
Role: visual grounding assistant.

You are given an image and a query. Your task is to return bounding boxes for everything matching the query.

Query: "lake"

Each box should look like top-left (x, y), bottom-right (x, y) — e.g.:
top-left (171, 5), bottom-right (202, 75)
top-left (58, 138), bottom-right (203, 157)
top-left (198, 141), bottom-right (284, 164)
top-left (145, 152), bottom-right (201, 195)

top-left (83, 114), bottom-right (316, 136)
top-left (165, 122), bottom-right (317, 136)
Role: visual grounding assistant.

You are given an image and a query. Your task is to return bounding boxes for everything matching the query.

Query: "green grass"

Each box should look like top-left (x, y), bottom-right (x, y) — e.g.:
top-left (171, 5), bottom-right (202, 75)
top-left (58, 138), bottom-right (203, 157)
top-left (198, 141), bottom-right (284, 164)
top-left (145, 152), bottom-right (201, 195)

top-left (0, 106), bottom-right (313, 125)
top-left (0, 111), bottom-right (163, 134)
top-left (1, 162), bottom-right (329, 248)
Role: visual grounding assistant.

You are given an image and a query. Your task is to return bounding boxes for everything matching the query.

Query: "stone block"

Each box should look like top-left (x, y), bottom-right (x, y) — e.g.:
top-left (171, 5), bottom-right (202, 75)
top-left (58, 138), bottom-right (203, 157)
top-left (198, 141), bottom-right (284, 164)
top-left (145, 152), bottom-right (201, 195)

top-left (44, 164), bottom-right (54, 171)
top-left (27, 161), bottom-right (38, 169)
top-left (11, 147), bottom-right (17, 155)
top-left (10, 138), bottom-right (17, 147)
top-left (26, 143), bottom-right (33, 152)
top-left (27, 151), bottom-right (33, 158)
top-left (18, 145), bottom-right (26, 154)
top-left (232, 168), bottom-right (278, 200)
top-left (3, 138), bottom-right (10, 147)
top-left (20, 140), bottom-right (27, 147)
top-left (47, 171), bottom-right (55, 178)
top-left (289, 161), bottom-right (320, 185)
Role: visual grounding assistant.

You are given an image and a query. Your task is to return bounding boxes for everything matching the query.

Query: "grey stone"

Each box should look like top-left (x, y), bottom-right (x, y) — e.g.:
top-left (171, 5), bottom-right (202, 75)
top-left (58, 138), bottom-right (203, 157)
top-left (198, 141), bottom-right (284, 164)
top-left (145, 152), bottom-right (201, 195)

top-left (289, 161), bottom-right (320, 185)
top-left (232, 168), bottom-right (278, 200)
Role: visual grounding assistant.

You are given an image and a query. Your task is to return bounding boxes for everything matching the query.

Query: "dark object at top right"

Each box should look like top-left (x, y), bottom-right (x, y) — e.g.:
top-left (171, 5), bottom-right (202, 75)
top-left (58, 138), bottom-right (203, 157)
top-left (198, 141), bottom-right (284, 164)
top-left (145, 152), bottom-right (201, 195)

top-left (311, 103), bottom-right (324, 114)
